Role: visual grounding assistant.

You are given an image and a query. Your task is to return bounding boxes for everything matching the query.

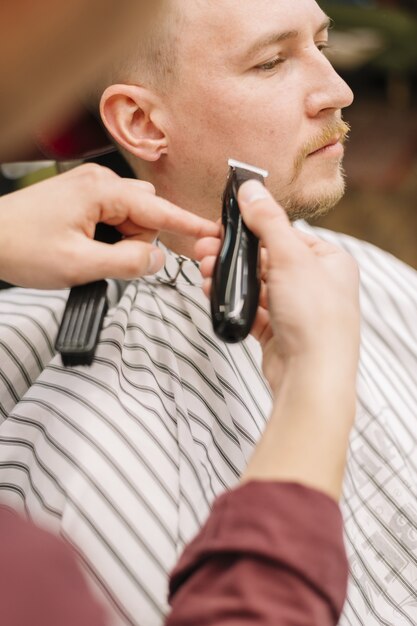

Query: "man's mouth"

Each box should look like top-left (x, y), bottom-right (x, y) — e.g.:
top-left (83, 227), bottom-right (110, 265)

top-left (292, 120), bottom-right (350, 179)
top-left (308, 136), bottom-right (342, 157)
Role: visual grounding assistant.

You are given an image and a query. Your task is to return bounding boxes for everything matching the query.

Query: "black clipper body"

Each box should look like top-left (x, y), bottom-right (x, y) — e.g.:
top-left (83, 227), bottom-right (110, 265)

top-left (211, 159), bottom-right (268, 343)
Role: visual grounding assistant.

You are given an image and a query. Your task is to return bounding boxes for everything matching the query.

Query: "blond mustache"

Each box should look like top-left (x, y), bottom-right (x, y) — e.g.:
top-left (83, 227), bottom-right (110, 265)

top-left (293, 119), bottom-right (351, 179)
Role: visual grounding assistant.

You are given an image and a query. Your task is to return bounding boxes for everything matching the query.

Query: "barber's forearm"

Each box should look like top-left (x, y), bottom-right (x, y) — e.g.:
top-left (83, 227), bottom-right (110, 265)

top-left (242, 353), bottom-right (357, 501)
top-left (168, 482), bottom-right (348, 626)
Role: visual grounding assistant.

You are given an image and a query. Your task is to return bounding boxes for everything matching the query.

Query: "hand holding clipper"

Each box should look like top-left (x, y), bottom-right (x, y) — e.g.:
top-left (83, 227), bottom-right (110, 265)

top-left (211, 159), bottom-right (268, 343)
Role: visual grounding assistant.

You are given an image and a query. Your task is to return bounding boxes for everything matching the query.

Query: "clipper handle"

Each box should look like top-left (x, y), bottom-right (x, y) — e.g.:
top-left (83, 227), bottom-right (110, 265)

top-left (211, 163), bottom-right (266, 343)
top-left (55, 224), bottom-right (121, 366)
top-left (55, 280), bottom-right (108, 366)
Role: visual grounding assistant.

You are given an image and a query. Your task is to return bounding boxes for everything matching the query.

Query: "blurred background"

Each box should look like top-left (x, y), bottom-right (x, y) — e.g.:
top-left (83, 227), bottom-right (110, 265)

top-left (316, 0), bottom-right (417, 267)
top-left (1, 0), bottom-right (417, 268)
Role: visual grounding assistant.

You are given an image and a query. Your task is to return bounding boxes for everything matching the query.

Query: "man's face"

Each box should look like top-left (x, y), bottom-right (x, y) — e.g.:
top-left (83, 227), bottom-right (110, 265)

top-left (160, 0), bottom-right (354, 221)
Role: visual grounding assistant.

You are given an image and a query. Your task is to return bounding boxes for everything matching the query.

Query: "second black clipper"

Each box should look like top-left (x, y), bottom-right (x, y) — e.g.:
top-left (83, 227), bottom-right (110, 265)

top-left (211, 159), bottom-right (269, 343)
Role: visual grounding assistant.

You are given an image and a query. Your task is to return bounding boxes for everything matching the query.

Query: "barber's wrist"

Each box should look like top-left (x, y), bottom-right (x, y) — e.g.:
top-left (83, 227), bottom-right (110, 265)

top-left (269, 341), bottom-right (358, 401)
top-left (244, 354), bottom-right (357, 501)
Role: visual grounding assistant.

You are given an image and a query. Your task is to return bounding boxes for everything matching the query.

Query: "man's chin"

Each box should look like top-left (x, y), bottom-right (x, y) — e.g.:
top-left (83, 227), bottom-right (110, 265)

top-left (279, 176), bottom-right (346, 222)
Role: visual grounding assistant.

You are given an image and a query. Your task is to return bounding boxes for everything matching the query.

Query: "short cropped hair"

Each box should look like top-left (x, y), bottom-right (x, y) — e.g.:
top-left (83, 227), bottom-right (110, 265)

top-left (89, 0), bottom-right (181, 107)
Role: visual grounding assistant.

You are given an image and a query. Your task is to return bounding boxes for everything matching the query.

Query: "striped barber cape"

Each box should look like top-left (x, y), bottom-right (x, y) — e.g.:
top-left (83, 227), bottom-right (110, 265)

top-left (0, 222), bottom-right (416, 626)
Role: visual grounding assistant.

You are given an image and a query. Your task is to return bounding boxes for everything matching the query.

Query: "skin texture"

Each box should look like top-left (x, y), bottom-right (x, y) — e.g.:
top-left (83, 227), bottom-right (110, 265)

top-left (101, 0), bottom-right (354, 257)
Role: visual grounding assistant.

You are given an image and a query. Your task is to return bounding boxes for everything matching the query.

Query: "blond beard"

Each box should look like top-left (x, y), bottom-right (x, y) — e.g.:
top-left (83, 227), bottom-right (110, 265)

top-left (279, 118), bottom-right (350, 221)
top-left (280, 163), bottom-right (347, 222)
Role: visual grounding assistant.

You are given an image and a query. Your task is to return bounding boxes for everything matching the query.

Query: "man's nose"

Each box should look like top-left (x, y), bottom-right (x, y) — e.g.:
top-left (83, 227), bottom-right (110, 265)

top-left (305, 53), bottom-right (354, 118)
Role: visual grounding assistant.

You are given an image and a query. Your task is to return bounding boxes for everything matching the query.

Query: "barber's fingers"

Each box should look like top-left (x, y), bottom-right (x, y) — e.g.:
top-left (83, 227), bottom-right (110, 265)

top-left (69, 239), bottom-right (165, 285)
top-left (71, 165), bottom-right (218, 239)
top-left (119, 184), bottom-right (219, 238)
top-left (123, 179), bottom-right (156, 194)
top-left (194, 237), bottom-right (221, 261)
top-left (62, 164), bottom-right (155, 195)
top-left (103, 180), bottom-right (219, 238)
top-left (250, 306), bottom-right (273, 345)
top-left (198, 246), bottom-right (269, 283)
top-left (65, 164), bottom-right (218, 239)
top-left (202, 271), bottom-right (268, 309)
top-left (238, 182), bottom-right (343, 262)
top-left (199, 262), bottom-right (218, 306)
top-left (293, 229), bottom-right (342, 257)
top-left (237, 181), bottom-right (305, 266)
top-left (200, 254), bottom-right (268, 285)
top-left (115, 220), bottom-right (157, 240)
top-left (196, 183), bottom-right (316, 279)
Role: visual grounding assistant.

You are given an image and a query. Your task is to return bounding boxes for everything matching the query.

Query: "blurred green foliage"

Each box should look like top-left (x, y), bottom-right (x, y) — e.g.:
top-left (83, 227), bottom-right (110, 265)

top-left (16, 165), bottom-right (58, 189)
top-left (321, 2), bottom-right (417, 74)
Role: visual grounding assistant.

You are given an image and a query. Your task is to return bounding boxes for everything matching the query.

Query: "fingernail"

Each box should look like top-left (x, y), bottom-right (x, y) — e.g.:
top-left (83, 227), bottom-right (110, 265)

top-left (146, 249), bottom-right (164, 275)
top-left (239, 180), bottom-right (268, 204)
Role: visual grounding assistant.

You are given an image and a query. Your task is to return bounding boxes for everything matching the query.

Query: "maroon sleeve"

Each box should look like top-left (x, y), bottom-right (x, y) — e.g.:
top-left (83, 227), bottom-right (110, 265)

top-left (167, 482), bottom-right (348, 626)
top-left (0, 506), bottom-right (107, 626)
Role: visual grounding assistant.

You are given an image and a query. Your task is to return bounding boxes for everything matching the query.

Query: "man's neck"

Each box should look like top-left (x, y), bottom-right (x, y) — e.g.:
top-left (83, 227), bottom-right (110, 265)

top-left (158, 232), bottom-right (197, 259)
top-left (135, 165), bottom-right (221, 259)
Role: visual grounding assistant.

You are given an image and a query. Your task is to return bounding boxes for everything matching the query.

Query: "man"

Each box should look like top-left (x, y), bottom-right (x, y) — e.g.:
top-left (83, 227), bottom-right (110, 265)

top-left (0, 1), bottom-right (416, 625)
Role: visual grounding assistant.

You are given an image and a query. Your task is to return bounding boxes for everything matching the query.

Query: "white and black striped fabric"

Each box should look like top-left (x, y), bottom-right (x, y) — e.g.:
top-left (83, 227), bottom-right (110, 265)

top-left (0, 224), bottom-right (416, 626)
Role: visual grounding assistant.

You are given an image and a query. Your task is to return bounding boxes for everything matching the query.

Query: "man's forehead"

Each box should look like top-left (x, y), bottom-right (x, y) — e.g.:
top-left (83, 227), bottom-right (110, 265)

top-left (181, 0), bottom-right (326, 43)
top-left (182, 0), bottom-right (324, 36)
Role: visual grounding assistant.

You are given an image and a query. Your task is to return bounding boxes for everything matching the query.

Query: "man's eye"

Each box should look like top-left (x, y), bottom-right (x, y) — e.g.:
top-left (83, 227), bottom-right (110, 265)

top-left (317, 42), bottom-right (330, 54)
top-left (256, 56), bottom-right (285, 72)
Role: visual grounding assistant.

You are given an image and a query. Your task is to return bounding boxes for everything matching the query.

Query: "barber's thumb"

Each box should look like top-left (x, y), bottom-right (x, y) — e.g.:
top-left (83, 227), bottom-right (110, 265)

top-left (237, 180), bottom-right (291, 241)
top-left (86, 240), bottom-right (165, 282)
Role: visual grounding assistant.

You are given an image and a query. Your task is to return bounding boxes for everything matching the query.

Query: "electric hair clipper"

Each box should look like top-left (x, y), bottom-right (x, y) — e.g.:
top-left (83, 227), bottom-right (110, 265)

top-left (211, 159), bottom-right (268, 343)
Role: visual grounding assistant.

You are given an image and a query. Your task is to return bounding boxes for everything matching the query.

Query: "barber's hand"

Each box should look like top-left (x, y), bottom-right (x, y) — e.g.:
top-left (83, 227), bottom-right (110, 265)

top-left (196, 181), bottom-right (360, 501)
top-left (0, 164), bottom-right (219, 289)
top-left (196, 181), bottom-right (360, 396)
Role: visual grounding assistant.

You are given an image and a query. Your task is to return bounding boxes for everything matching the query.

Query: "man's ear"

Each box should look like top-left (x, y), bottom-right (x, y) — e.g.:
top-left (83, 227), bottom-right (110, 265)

top-left (100, 84), bottom-right (168, 162)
